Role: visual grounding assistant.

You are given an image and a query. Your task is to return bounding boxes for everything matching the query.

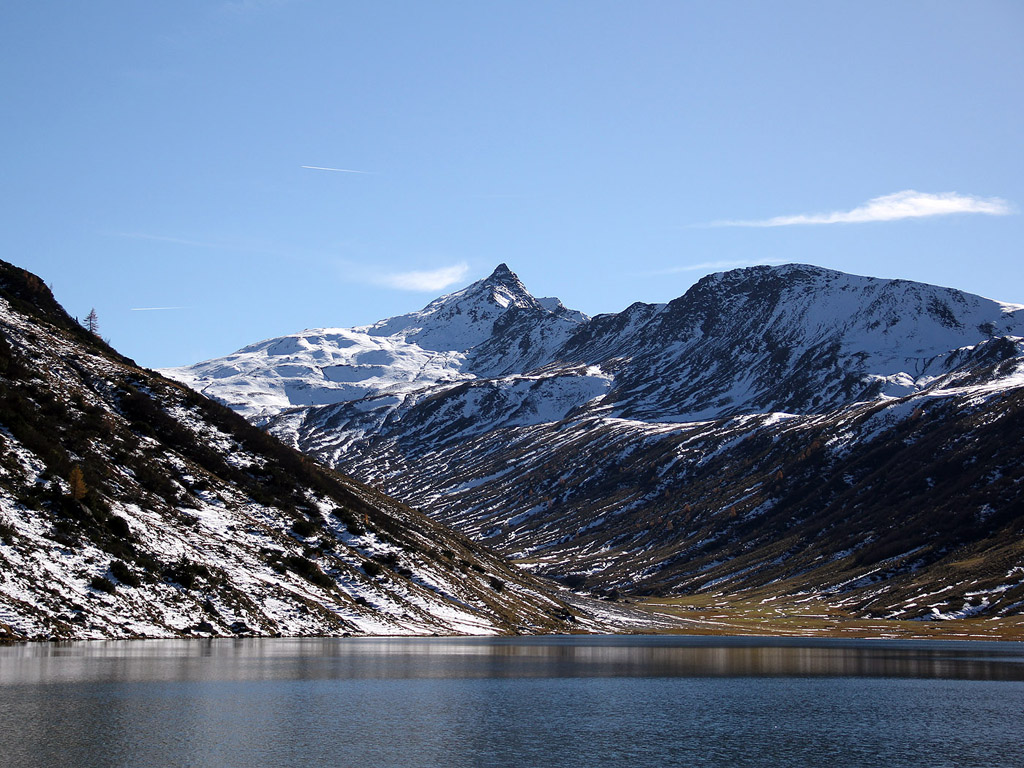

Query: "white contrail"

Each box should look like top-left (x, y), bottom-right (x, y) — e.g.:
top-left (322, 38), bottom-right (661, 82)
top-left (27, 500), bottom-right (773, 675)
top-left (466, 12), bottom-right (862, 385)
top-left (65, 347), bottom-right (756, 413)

top-left (301, 165), bottom-right (370, 174)
top-left (130, 306), bottom-right (190, 311)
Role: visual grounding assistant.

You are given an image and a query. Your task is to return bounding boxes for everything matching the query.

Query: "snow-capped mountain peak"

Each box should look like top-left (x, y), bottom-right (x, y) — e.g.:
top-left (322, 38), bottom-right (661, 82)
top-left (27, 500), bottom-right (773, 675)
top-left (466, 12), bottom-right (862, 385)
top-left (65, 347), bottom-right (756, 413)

top-left (164, 265), bottom-right (588, 420)
top-left (363, 263), bottom-right (546, 351)
top-left (167, 262), bottom-right (1024, 424)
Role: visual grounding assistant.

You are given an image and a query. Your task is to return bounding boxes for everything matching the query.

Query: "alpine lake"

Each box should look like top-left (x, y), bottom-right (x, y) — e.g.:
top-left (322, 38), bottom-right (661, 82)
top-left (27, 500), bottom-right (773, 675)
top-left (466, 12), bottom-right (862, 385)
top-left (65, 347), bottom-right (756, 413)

top-left (2, 634), bottom-right (1023, 768)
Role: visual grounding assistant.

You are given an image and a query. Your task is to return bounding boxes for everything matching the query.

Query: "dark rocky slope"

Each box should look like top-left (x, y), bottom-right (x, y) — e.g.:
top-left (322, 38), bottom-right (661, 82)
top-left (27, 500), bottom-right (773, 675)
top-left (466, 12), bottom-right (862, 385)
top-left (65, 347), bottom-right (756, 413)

top-left (0, 260), bottom-right (599, 641)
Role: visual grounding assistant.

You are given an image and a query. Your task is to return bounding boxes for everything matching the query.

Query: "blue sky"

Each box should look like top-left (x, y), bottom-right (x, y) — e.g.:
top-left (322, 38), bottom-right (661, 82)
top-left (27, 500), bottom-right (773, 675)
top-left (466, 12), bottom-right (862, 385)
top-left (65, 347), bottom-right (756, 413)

top-left (2, 1), bottom-right (1021, 368)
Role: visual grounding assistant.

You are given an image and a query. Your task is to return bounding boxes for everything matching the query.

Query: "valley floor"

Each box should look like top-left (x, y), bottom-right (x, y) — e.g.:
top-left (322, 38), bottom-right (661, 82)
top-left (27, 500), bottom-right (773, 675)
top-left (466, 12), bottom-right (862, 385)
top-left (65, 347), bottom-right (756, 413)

top-left (628, 594), bottom-right (1024, 641)
top-left (4, 612), bottom-right (1024, 644)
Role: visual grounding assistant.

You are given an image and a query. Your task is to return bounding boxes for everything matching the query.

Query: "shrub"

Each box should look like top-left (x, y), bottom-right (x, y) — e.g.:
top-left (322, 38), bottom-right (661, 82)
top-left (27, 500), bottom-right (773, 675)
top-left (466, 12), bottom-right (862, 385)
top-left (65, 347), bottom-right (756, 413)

top-left (282, 555), bottom-right (334, 590)
top-left (90, 575), bottom-right (116, 594)
top-left (51, 519), bottom-right (78, 547)
top-left (133, 552), bottom-right (161, 574)
top-left (330, 507), bottom-right (365, 535)
top-left (362, 560), bottom-right (382, 578)
top-left (373, 551), bottom-right (400, 568)
top-left (489, 576), bottom-right (506, 592)
top-left (561, 574), bottom-right (588, 590)
top-left (130, 460), bottom-right (179, 503)
top-left (106, 515), bottom-right (132, 539)
top-left (110, 559), bottom-right (141, 587)
top-left (291, 518), bottom-right (318, 538)
top-left (163, 557), bottom-right (210, 590)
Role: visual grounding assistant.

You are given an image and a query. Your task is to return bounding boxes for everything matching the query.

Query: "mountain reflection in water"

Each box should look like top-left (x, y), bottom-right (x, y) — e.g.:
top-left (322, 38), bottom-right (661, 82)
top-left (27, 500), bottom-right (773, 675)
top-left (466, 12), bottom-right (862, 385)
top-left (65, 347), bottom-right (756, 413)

top-left (4, 634), bottom-right (1022, 683)
top-left (2, 636), bottom-right (1023, 768)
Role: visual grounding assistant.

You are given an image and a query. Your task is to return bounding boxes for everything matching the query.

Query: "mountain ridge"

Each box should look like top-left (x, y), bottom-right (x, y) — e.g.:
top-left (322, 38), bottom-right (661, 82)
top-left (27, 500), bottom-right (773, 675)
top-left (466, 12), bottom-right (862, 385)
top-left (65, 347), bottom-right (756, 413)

top-left (165, 263), bottom-right (1024, 620)
top-left (170, 262), bottom-right (1024, 425)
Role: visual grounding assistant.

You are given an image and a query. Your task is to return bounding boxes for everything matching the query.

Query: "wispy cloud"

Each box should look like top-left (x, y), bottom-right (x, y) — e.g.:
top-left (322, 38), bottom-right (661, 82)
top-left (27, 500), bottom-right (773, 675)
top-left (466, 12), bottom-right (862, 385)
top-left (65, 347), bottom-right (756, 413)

top-left (301, 165), bottom-right (371, 174)
top-left (373, 263), bottom-right (470, 292)
top-left (130, 306), bottom-right (190, 312)
top-left (220, 0), bottom-right (296, 15)
top-left (468, 193), bottom-right (533, 199)
top-left (648, 258), bottom-right (789, 276)
top-left (105, 230), bottom-right (288, 257)
top-left (109, 231), bottom-right (225, 249)
top-left (709, 190), bottom-right (1013, 227)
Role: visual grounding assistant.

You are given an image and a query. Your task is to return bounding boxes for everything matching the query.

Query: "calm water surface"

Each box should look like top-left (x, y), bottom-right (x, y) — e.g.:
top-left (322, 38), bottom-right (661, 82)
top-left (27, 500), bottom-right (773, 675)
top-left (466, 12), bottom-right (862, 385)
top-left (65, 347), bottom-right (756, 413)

top-left (1, 635), bottom-right (1023, 768)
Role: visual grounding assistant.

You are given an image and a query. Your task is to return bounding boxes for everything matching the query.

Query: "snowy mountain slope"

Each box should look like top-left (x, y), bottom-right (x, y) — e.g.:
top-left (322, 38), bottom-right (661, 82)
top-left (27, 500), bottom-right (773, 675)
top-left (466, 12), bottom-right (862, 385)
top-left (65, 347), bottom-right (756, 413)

top-left (312, 369), bottom-right (1024, 619)
top-left (165, 264), bottom-right (588, 422)
top-left (166, 263), bottom-right (1024, 619)
top-left (0, 260), bottom-right (615, 641)
top-left (557, 264), bottom-right (1024, 421)
top-left (172, 263), bottom-right (1024, 431)
top-left (165, 328), bottom-right (474, 422)
top-left (252, 263), bottom-right (1024, 465)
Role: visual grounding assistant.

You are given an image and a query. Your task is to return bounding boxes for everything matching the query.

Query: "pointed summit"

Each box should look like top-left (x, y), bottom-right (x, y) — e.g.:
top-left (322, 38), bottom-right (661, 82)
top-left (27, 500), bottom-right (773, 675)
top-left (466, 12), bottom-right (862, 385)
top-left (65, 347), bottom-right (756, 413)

top-left (364, 265), bottom-right (540, 350)
top-left (417, 264), bottom-right (537, 314)
top-left (486, 263), bottom-right (516, 281)
top-left (469, 264), bottom-right (534, 309)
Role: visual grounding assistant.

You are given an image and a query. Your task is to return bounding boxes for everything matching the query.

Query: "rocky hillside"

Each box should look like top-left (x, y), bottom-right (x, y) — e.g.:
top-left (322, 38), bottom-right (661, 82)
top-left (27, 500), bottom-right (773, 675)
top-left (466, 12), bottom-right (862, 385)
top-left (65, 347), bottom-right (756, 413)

top-left (0, 260), bottom-right (609, 641)
top-left (169, 264), bottom-right (1024, 621)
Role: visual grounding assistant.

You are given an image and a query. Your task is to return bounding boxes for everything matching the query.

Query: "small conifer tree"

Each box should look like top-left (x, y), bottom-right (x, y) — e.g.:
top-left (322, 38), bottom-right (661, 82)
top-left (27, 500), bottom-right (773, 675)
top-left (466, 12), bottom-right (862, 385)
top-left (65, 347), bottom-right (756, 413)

top-left (69, 466), bottom-right (88, 501)
top-left (84, 308), bottom-right (99, 335)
